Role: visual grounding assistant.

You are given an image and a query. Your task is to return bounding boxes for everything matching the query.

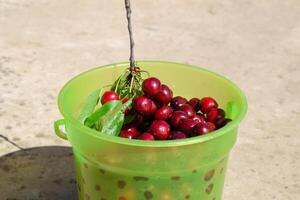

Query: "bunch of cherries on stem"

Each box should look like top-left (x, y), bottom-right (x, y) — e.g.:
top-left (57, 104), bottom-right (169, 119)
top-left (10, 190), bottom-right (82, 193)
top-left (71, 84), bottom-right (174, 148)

top-left (101, 77), bottom-right (231, 141)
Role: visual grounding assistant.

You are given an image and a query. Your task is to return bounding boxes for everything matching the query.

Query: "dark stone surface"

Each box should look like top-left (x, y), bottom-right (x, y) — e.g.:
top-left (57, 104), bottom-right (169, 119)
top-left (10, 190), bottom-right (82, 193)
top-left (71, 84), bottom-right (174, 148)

top-left (0, 146), bottom-right (77, 200)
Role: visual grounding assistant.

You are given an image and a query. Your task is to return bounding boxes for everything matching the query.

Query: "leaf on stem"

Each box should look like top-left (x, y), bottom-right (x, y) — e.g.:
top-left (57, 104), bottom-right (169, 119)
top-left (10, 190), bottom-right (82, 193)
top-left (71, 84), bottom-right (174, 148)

top-left (77, 89), bottom-right (101, 124)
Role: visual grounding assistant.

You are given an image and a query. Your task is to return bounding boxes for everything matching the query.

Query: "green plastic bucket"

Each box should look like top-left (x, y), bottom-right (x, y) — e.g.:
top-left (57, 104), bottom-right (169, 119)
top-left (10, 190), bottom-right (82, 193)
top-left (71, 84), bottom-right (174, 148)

top-left (54, 61), bottom-right (247, 200)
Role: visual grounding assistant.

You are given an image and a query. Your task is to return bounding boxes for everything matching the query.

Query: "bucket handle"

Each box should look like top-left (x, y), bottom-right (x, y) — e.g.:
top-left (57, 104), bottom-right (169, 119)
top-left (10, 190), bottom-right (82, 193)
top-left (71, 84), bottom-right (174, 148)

top-left (54, 119), bottom-right (68, 140)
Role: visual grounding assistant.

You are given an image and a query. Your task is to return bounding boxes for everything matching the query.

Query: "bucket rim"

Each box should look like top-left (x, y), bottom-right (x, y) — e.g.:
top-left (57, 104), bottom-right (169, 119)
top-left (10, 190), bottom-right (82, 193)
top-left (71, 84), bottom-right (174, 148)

top-left (58, 60), bottom-right (247, 147)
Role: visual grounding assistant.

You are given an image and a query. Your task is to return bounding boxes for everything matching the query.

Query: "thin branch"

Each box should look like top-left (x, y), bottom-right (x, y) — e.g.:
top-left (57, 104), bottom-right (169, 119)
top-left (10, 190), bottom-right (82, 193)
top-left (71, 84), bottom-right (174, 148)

top-left (125, 0), bottom-right (136, 71)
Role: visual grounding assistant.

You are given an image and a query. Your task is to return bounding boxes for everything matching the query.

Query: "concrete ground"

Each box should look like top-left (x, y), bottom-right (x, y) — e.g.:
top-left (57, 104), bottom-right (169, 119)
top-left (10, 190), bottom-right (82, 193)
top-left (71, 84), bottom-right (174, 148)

top-left (0, 0), bottom-right (299, 199)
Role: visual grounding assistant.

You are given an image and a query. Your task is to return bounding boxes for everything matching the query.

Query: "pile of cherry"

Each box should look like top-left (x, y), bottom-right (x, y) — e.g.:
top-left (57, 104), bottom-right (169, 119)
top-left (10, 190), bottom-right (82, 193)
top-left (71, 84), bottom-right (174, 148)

top-left (101, 77), bottom-right (231, 141)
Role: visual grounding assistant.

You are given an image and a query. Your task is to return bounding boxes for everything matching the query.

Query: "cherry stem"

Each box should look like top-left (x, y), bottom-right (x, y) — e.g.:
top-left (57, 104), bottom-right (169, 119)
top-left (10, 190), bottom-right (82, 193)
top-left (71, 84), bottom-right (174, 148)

top-left (125, 0), bottom-right (136, 71)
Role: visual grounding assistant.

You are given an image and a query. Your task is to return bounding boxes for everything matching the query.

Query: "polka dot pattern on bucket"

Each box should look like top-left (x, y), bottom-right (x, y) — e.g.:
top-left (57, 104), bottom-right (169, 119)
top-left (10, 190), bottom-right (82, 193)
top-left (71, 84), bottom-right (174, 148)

top-left (204, 169), bottom-right (215, 182)
top-left (75, 156), bottom-right (228, 200)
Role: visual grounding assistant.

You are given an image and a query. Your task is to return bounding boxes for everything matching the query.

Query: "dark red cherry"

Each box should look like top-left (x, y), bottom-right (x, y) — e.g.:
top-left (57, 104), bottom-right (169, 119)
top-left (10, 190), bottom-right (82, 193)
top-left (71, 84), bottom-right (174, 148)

top-left (191, 114), bottom-right (206, 124)
top-left (200, 97), bottom-right (218, 113)
top-left (188, 98), bottom-right (201, 112)
top-left (142, 77), bottom-right (161, 96)
top-left (133, 96), bottom-right (153, 115)
top-left (154, 106), bottom-right (173, 120)
top-left (150, 120), bottom-right (170, 140)
top-left (206, 122), bottom-right (216, 132)
top-left (171, 96), bottom-right (188, 110)
top-left (140, 132), bottom-right (155, 141)
top-left (155, 84), bottom-right (173, 105)
top-left (120, 127), bottom-right (140, 139)
top-left (149, 100), bottom-right (158, 114)
top-left (178, 118), bottom-right (198, 134)
top-left (169, 131), bottom-right (187, 139)
top-left (170, 111), bottom-right (188, 127)
top-left (215, 118), bottom-right (232, 129)
top-left (180, 104), bottom-right (196, 118)
top-left (217, 108), bottom-right (225, 120)
top-left (101, 91), bottom-right (119, 104)
top-left (194, 123), bottom-right (210, 135)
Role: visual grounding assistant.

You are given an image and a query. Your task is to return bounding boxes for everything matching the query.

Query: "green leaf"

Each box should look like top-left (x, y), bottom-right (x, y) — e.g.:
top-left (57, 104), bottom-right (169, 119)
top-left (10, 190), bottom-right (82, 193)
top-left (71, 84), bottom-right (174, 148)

top-left (111, 71), bottom-right (130, 96)
top-left (84, 100), bottom-right (122, 128)
top-left (96, 99), bottom-right (133, 136)
top-left (96, 108), bottom-right (125, 136)
top-left (77, 89), bottom-right (101, 124)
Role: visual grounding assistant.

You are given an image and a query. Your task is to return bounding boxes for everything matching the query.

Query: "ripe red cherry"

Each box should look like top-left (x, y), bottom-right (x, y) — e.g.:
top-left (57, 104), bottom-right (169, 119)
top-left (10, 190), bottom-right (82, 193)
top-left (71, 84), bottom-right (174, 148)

top-left (207, 108), bottom-right (219, 123)
top-left (169, 131), bottom-right (187, 139)
top-left (179, 118), bottom-right (198, 134)
top-left (140, 132), bottom-right (155, 141)
top-left (155, 84), bottom-right (173, 105)
top-left (101, 91), bottom-right (119, 104)
top-left (194, 123), bottom-right (210, 135)
top-left (170, 111), bottom-right (188, 127)
top-left (154, 106), bottom-right (173, 120)
top-left (171, 96), bottom-right (188, 110)
top-left (180, 104), bottom-right (196, 118)
top-left (191, 114), bottom-right (206, 124)
top-left (150, 120), bottom-right (170, 140)
top-left (206, 122), bottom-right (216, 132)
top-left (142, 77), bottom-right (161, 96)
top-left (149, 101), bottom-right (158, 114)
top-left (188, 98), bottom-right (200, 112)
top-left (133, 96), bottom-right (153, 115)
top-left (200, 97), bottom-right (218, 113)
top-left (120, 127), bottom-right (140, 139)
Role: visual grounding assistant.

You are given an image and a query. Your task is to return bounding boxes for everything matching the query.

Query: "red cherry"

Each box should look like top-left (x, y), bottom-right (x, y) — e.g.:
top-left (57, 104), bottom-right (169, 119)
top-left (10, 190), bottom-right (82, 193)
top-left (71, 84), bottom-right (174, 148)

top-left (188, 98), bottom-right (200, 112)
top-left (170, 111), bottom-right (188, 127)
top-left (142, 77), bottom-right (161, 96)
top-left (171, 96), bottom-right (188, 110)
top-left (120, 127), bottom-right (140, 139)
top-left (169, 131), bottom-right (187, 139)
top-left (155, 84), bottom-right (173, 105)
top-left (178, 118), bottom-right (198, 134)
top-left (150, 120), bottom-right (170, 140)
top-left (140, 132), bottom-right (155, 140)
top-left (180, 104), bottom-right (196, 118)
top-left (191, 114), bottom-right (206, 124)
top-left (207, 122), bottom-right (216, 132)
top-left (207, 108), bottom-right (219, 123)
top-left (200, 97), bottom-right (218, 113)
top-left (101, 91), bottom-right (119, 104)
top-left (149, 100), bottom-right (158, 114)
top-left (120, 130), bottom-right (134, 139)
top-left (154, 106), bottom-right (173, 120)
top-left (133, 96), bottom-right (153, 115)
top-left (194, 123), bottom-right (210, 135)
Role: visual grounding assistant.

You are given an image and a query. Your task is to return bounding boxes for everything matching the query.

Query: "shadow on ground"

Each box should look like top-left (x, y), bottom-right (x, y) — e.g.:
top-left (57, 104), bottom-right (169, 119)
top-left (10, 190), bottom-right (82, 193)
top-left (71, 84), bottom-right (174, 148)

top-left (0, 146), bottom-right (77, 200)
